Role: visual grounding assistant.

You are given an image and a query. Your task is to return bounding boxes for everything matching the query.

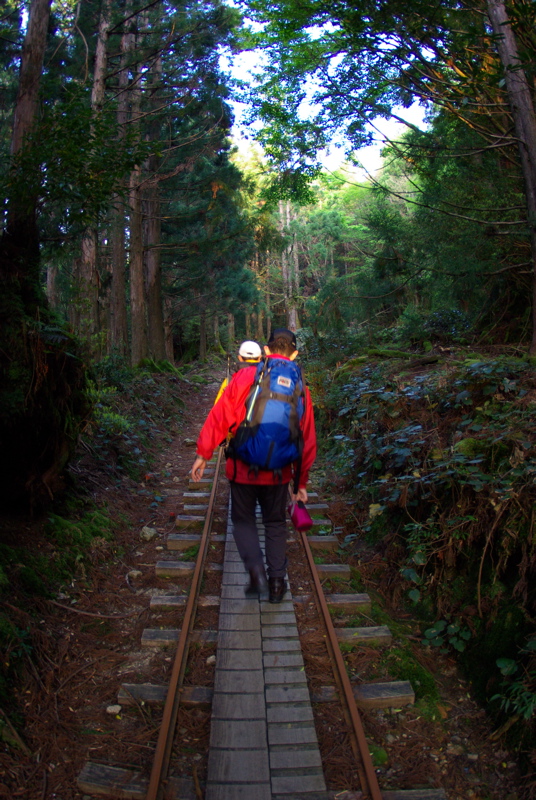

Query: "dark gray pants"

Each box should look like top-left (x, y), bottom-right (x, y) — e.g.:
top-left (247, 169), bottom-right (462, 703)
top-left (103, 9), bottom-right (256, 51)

top-left (230, 482), bottom-right (289, 578)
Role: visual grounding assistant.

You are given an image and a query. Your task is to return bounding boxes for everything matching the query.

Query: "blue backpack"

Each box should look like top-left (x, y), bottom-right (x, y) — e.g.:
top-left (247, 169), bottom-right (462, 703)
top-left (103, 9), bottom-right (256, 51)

top-left (228, 358), bottom-right (305, 472)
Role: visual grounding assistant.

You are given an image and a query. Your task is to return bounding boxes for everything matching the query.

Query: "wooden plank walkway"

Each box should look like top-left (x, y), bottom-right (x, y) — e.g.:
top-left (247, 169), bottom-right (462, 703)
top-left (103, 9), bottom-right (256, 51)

top-left (206, 511), bottom-right (327, 800)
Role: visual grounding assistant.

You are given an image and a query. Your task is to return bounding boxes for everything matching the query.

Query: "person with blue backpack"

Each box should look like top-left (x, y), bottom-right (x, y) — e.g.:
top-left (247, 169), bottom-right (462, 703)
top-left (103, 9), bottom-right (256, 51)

top-left (190, 328), bottom-right (317, 603)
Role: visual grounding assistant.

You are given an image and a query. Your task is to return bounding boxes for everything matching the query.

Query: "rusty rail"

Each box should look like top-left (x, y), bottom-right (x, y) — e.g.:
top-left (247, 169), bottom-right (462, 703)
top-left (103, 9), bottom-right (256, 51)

top-left (298, 526), bottom-right (383, 800)
top-left (146, 446), bottom-right (224, 800)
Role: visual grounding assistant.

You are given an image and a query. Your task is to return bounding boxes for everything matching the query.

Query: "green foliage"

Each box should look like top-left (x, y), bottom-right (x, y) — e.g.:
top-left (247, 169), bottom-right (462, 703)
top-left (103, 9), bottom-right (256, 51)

top-left (82, 369), bottom-right (185, 480)
top-left (385, 647), bottom-right (438, 702)
top-left (0, 614), bottom-right (32, 702)
top-left (367, 742), bottom-right (389, 767)
top-left (93, 355), bottom-right (135, 391)
top-left (0, 510), bottom-right (115, 598)
top-left (0, 506), bottom-right (117, 705)
top-left (139, 359), bottom-right (184, 377)
top-left (491, 641), bottom-right (536, 722)
top-left (0, 307), bottom-right (90, 508)
top-left (180, 545), bottom-right (200, 561)
top-left (317, 350), bottom-right (536, 733)
top-left (422, 619), bottom-right (472, 654)
top-left (46, 510), bottom-right (113, 548)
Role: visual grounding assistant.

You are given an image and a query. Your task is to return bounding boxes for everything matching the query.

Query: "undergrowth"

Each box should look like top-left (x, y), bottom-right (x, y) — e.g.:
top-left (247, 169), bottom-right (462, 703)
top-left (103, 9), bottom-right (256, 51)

top-left (313, 348), bottom-right (536, 753)
top-left (0, 357), bottom-right (196, 710)
top-left (0, 508), bottom-right (119, 705)
top-left (80, 357), bottom-right (187, 482)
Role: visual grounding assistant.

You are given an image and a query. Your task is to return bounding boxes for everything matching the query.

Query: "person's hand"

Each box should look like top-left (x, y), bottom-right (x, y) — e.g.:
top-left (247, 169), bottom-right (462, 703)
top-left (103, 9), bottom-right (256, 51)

top-left (191, 456), bottom-right (206, 481)
top-left (290, 487), bottom-right (308, 504)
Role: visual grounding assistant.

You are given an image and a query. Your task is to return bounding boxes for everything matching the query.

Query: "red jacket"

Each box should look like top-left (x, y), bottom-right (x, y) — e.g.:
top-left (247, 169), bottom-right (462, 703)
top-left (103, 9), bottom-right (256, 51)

top-left (196, 355), bottom-right (316, 487)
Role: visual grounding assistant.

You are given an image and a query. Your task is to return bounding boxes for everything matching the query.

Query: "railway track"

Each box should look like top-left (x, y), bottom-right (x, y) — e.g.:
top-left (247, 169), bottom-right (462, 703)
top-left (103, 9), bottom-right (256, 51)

top-left (76, 440), bottom-right (448, 800)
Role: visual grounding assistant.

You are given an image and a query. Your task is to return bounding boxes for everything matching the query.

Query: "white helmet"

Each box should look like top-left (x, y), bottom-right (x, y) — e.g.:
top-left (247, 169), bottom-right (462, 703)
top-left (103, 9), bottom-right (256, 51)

top-left (238, 340), bottom-right (262, 359)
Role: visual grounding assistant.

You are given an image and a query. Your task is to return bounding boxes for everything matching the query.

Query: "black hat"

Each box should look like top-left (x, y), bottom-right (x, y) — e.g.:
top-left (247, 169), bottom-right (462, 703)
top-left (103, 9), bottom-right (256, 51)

top-left (267, 328), bottom-right (297, 349)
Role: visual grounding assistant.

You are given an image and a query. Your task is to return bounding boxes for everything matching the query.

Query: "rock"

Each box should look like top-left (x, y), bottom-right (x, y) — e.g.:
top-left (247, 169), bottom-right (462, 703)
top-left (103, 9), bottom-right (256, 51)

top-left (447, 744), bottom-right (465, 756)
top-left (183, 438), bottom-right (196, 446)
top-left (140, 526), bottom-right (158, 541)
top-left (127, 570), bottom-right (143, 580)
top-left (106, 705), bottom-right (122, 715)
top-left (206, 655), bottom-right (216, 666)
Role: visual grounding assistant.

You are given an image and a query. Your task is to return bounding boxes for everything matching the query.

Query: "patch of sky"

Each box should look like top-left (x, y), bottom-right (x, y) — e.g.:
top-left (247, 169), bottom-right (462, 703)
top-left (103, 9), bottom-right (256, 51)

top-left (220, 7), bottom-right (428, 178)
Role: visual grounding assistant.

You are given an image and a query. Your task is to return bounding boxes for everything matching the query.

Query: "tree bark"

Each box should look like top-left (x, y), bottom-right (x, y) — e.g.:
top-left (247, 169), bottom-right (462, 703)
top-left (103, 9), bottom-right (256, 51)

top-left (0, 0), bottom-right (88, 507)
top-left (227, 312), bottom-right (235, 351)
top-left (486, 0), bottom-right (536, 353)
top-left (145, 175), bottom-right (165, 359)
top-left (77, 0), bottom-right (112, 353)
top-left (164, 296), bottom-right (174, 362)
top-left (6, 0), bottom-right (51, 282)
top-left (130, 162), bottom-right (147, 365)
top-left (128, 23), bottom-right (148, 367)
top-left (199, 304), bottom-right (207, 360)
top-left (144, 42), bottom-right (166, 360)
top-left (109, 7), bottom-right (134, 357)
top-left (9, 0), bottom-right (51, 162)
top-left (279, 199), bottom-right (298, 330)
top-left (256, 309), bottom-right (264, 341)
top-left (46, 263), bottom-right (59, 309)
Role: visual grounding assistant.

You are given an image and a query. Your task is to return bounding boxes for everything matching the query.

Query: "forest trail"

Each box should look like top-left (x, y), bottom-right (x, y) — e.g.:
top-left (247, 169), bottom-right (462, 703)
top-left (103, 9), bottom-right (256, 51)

top-left (0, 359), bottom-right (526, 799)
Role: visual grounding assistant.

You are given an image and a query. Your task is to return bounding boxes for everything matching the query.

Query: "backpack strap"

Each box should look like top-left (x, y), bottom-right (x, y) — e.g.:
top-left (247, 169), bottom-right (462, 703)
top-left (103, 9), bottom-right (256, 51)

top-left (226, 360), bottom-right (267, 478)
top-left (293, 456), bottom-right (302, 495)
top-left (293, 365), bottom-right (306, 493)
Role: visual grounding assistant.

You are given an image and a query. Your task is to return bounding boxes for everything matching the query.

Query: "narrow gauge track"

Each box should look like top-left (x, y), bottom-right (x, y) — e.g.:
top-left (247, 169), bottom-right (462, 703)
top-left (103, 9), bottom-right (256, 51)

top-left (77, 444), bottom-right (447, 800)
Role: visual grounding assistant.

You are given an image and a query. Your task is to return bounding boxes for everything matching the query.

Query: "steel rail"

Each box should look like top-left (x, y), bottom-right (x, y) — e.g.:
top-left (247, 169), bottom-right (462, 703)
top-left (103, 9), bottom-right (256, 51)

top-left (298, 526), bottom-right (383, 800)
top-left (146, 446), bottom-right (224, 800)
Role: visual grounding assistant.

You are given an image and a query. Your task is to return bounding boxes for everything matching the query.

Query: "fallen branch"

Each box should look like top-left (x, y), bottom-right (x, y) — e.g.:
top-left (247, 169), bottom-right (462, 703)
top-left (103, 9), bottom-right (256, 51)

top-left (48, 600), bottom-right (138, 619)
top-left (0, 707), bottom-right (31, 756)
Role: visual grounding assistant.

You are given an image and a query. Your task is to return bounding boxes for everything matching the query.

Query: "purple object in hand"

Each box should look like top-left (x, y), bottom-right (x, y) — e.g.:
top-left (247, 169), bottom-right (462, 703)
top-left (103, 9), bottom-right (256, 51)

top-left (287, 500), bottom-right (314, 532)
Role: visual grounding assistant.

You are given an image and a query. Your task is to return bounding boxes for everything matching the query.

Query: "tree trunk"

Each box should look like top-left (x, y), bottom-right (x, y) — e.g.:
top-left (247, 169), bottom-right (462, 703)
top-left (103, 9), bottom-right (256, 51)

top-left (0, 0), bottom-right (88, 507)
top-left (145, 176), bottom-right (165, 359)
top-left (129, 57), bottom-right (148, 366)
top-left (9, 0), bottom-right (51, 162)
top-left (6, 0), bottom-right (51, 286)
top-left (46, 263), bottom-right (60, 310)
top-left (199, 305), bottom-right (207, 360)
top-left (227, 312), bottom-right (235, 351)
top-left (144, 45), bottom-right (166, 361)
top-left (77, 0), bottom-right (112, 353)
top-left (265, 262), bottom-right (272, 342)
top-left (291, 220), bottom-right (300, 330)
top-left (130, 163), bottom-right (147, 365)
top-left (110, 198), bottom-right (128, 355)
top-left (213, 312), bottom-right (221, 352)
top-left (278, 199), bottom-right (298, 330)
top-left (279, 200), bottom-right (289, 320)
top-left (78, 231), bottom-right (100, 346)
top-left (164, 296), bottom-right (174, 362)
top-left (109, 9), bottom-right (134, 357)
top-left (486, 0), bottom-right (536, 353)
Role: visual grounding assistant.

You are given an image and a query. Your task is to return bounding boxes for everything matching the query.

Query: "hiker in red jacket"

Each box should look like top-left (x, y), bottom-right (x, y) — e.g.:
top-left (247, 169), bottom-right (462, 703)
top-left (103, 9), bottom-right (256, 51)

top-left (190, 328), bottom-right (316, 603)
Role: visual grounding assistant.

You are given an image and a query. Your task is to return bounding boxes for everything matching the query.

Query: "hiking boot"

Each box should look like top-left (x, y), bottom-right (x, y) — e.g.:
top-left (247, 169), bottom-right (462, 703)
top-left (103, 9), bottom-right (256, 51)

top-left (245, 564), bottom-right (268, 598)
top-left (268, 577), bottom-right (287, 604)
